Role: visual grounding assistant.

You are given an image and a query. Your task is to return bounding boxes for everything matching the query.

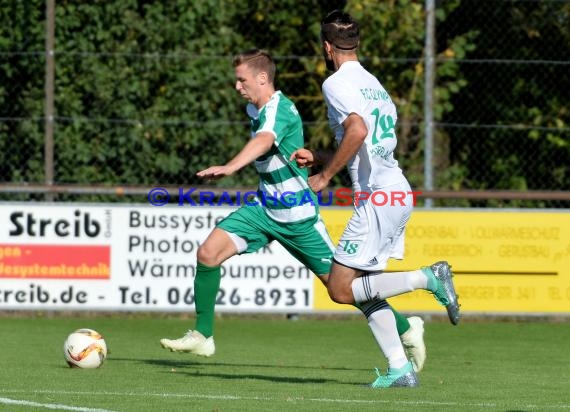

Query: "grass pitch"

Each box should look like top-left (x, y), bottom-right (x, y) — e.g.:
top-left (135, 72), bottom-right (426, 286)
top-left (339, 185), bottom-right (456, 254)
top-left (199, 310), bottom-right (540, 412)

top-left (0, 314), bottom-right (568, 411)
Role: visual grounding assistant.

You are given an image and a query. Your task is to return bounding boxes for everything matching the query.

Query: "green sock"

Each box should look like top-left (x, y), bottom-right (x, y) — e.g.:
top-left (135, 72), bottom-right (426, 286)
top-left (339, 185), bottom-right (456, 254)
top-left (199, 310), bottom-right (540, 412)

top-left (353, 302), bottom-right (410, 335)
top-left (194, 262), bottom-right (221, 338)
top-left (391, 307), bottom-right (411, 335)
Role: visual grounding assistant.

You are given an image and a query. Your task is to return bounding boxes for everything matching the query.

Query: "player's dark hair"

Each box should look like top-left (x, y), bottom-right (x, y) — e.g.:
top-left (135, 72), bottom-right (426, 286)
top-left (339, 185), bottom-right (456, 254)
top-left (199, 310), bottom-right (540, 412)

top-left (320, 10), bottom-right (359, 51)
top-left (233, 49), bottom-right (276, 83)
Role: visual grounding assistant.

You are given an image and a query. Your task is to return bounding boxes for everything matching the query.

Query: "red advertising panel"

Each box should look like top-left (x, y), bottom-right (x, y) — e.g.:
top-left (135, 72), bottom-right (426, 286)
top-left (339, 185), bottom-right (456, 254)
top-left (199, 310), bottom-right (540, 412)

top-left (0, 244), bottom-right (110, 279)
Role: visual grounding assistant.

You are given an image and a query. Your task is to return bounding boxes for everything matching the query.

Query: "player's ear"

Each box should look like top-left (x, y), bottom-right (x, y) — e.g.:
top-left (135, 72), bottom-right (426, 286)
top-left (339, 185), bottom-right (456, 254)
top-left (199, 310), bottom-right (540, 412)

top-left (257, 71), bottom-right (268, 85)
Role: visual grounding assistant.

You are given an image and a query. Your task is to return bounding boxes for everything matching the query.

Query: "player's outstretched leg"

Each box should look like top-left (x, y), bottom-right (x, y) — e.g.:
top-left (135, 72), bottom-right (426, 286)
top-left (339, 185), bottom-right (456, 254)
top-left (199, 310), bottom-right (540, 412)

top-left (401, 316), bottom-right (426, 372)
top-left (423, 261), bottom-right (461, 325)
top-left (370, 361), bottom-right (419, 388)
top-left (160, 330), bottom-right (215, 357)
top-left (160, 262), bottom-right (220, 356)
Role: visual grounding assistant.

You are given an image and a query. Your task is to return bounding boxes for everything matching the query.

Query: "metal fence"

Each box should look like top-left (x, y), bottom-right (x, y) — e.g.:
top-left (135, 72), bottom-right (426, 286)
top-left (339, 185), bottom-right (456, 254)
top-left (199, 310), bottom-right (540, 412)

top-left (1, 0), bottom-right (569, 207)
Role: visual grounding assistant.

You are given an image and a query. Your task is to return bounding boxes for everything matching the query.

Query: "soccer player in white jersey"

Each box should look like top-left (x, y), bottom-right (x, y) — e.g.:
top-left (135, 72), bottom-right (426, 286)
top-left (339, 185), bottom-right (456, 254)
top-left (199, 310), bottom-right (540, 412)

top-left (159, 49), bottom-right (426, 366)
top-left (291, 11), bottom-right (460, 388)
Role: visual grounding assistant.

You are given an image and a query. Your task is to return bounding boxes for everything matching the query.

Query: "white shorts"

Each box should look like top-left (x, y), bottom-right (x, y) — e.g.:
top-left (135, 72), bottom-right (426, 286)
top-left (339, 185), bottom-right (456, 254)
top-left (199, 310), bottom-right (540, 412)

top-left (334, 181), bottom-right (414, 272)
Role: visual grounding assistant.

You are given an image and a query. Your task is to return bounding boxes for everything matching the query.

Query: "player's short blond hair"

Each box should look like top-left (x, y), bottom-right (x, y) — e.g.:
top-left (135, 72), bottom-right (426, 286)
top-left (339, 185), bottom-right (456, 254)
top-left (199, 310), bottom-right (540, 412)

top-left (233, 49), bottom-right (276, 83)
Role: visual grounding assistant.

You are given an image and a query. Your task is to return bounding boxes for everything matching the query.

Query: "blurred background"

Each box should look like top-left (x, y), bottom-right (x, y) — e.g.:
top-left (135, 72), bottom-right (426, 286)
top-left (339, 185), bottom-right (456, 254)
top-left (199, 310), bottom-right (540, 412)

top-left (1, 0), bottom-right (569, 207)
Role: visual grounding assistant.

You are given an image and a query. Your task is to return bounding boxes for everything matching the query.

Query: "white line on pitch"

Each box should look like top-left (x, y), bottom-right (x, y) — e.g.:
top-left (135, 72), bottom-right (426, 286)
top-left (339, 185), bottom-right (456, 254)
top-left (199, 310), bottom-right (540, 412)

top-left (0, 397), bottom-right (114, 412)
top-left (1, 390), bottom-right (569, 410)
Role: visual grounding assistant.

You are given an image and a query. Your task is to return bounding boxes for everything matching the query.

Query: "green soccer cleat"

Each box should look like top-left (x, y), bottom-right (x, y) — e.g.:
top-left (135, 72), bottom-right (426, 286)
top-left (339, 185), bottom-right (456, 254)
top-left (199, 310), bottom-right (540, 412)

top-left (423, 261), bottom-right (461, 325)
top-left (370, 362), bottom-right (419, 388)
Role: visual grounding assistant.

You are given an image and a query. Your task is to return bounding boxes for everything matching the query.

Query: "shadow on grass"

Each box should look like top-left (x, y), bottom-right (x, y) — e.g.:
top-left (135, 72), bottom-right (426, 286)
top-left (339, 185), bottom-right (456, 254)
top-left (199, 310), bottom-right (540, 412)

top-left (109, 357), bottom-right (368, 385)
top-left (111, 356), bottom-right (368, 372)
top-left (175, 370), bottom-right (333, 384)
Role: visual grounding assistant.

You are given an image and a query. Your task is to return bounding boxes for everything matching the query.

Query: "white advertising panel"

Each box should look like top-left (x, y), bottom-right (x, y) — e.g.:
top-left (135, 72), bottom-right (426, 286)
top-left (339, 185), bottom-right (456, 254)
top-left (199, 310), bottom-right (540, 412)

top-left (0, 204), bottom-right (313, 312)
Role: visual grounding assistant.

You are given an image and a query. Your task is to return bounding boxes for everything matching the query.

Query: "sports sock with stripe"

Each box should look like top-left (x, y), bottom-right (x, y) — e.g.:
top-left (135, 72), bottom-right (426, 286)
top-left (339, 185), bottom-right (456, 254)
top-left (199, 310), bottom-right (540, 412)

top-left (352, 270), bottom-right (428, 302)
top-left (361, 299), bottom-right (409, 370)
top-left (354, 301), bottom-right (410, 335)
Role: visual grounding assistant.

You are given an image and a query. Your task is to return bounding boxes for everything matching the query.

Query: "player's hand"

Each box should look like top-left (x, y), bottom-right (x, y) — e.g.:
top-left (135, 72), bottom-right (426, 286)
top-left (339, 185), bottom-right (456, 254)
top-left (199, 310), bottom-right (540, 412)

top-left (308, 173), bottom-right (330, 193)
top-left (289, 148), bottom-right (315, 168)
top-left (196, 165), bottom-right (235, 180)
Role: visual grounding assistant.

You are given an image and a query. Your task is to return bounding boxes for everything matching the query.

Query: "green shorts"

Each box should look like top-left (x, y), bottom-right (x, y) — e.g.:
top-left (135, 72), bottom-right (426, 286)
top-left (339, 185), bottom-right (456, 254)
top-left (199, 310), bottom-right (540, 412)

top-left (217, 205), bottom-right (334, 276)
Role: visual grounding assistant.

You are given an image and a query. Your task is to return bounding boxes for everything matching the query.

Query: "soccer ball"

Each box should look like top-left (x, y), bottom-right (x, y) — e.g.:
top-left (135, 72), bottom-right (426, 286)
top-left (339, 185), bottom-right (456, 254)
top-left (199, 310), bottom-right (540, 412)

top-left (63, 328), bottom-right (107, 369)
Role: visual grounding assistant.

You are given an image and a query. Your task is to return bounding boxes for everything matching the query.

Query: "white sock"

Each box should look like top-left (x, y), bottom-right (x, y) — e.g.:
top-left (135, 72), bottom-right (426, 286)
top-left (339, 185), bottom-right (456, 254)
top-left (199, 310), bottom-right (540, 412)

top-left (352, 270), bottom-right (428, 303)
top-left (362, 302), bottom-right (408, 370)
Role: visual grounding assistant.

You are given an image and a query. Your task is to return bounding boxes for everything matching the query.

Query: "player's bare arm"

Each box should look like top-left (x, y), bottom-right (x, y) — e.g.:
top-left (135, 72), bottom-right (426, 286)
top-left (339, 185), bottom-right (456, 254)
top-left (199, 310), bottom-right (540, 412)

top-left (197, 132), bottom-right (275, 179)
top-left (308, 113), bottom-right (367, 192)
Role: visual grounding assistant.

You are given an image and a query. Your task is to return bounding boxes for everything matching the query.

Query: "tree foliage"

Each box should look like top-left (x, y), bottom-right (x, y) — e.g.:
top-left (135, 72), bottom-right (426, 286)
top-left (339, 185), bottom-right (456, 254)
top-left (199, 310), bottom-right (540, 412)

top-left (0, 1), bottom-right (45, 184)
top-left (439, 0), bottom-right (570, 194)
top-left (0, 0), bottom-right (568, 205)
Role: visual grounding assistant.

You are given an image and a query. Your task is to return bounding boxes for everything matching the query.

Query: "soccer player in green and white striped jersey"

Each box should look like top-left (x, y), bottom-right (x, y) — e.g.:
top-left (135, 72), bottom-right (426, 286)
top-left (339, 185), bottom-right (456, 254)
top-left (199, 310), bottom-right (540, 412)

top-left (160, 49), bottom-right (424, 363)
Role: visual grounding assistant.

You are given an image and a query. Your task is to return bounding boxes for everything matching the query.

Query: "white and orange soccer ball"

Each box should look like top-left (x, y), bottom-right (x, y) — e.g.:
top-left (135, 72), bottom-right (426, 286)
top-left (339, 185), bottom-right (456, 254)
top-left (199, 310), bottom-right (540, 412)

top-left (63, 328), bottom-right (107, 369)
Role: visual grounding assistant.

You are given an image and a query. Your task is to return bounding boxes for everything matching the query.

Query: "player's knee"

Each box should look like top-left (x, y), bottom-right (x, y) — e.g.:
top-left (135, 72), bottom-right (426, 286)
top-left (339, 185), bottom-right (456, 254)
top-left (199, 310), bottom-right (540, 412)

top-left (327, 285), bottom-right (353, 304)
top-left (197, 244), bottom-right (219, 266)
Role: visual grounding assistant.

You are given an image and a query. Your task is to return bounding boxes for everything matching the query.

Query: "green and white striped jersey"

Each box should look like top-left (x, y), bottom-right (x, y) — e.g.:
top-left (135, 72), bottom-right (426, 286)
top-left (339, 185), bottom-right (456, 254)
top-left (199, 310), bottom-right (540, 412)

top-left (246, 91), bottom-right (318, 223)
